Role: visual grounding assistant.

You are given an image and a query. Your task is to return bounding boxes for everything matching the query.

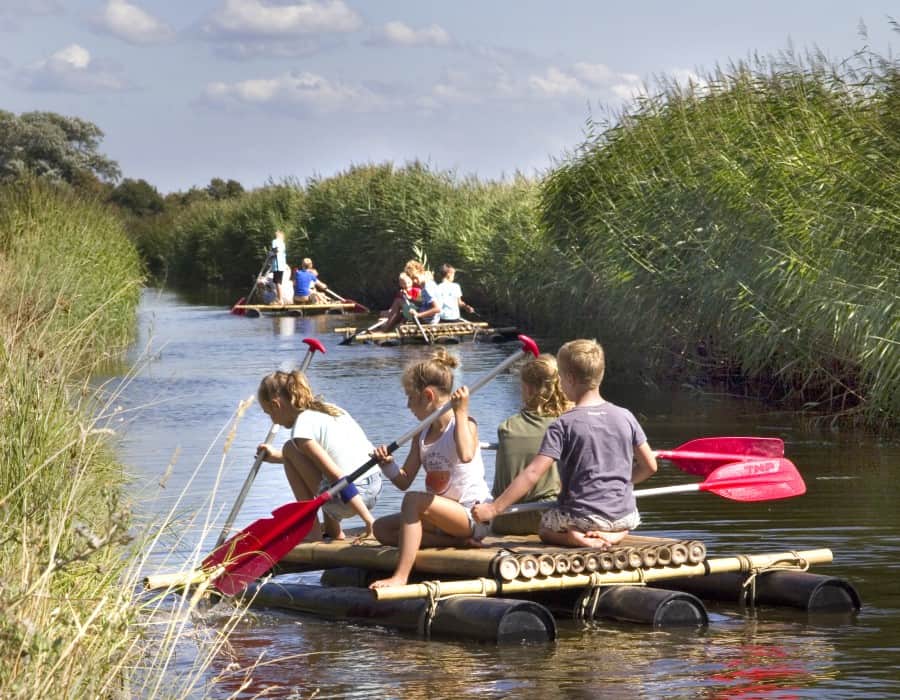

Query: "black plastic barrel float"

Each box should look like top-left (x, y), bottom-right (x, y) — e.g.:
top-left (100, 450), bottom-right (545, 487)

top-left (526, 585), bottom-right (708, 627)
top-left (652, 571), bottom-right (861, 612)
top-left (243, 581), bottom-right (557, 643)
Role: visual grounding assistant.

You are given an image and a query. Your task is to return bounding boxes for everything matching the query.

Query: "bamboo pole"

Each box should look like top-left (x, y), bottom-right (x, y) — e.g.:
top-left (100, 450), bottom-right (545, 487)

top-left (372, 549), bottom-right (834, 601)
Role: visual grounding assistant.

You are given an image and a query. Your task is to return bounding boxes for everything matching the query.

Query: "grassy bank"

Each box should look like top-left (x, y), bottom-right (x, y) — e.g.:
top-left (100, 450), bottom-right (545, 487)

top-left (540, 52), bottom-right (899, 428)
top-left (0, 179), bottom-right (143, 696)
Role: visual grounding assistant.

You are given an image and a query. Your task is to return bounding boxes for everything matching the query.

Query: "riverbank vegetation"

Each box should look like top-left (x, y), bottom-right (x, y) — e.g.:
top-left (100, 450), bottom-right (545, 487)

top-left (0, 178), bottom-right (144, 695)
top-left (131, 51), bottom-right (897, 430)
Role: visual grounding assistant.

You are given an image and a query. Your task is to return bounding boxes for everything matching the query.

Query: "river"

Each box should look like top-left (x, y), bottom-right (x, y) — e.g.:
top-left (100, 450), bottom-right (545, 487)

top-left (115, 289), bottom-right (899, 699)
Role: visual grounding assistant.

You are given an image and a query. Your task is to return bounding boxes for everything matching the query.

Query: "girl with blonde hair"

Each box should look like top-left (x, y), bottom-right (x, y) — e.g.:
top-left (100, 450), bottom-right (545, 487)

top-left (256, 370), bottom-right (381, 540)
top-left (490, 354), bottom-right (572, 535)
top-left (369, 348), bottom-right (491, 589)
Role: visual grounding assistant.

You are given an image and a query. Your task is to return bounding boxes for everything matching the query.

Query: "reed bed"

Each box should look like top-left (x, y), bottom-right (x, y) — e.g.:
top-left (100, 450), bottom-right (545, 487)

top-left (165, 182), bottom-right (305, 290)
top-left (0, 180), bottom-right (294, 697)
top-left (540, 51), bottom-right (899, 428)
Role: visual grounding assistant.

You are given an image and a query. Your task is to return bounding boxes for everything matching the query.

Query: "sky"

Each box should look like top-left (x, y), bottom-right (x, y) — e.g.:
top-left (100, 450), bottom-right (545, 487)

top-left (0, 1), bottom-right (896, 194)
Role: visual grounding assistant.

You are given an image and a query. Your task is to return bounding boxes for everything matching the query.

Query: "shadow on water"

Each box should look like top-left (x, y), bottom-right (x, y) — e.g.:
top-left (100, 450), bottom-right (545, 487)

top-left (114, 288), bottom-right (900, 698)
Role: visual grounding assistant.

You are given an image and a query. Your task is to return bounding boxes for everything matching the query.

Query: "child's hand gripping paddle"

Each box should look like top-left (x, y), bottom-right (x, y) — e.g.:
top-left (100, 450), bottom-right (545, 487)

top-left (204, 334), bottom-right (540, 596)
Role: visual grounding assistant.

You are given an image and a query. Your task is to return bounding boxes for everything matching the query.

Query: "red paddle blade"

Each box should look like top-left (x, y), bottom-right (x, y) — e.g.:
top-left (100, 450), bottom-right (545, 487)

top-left (203, 495), bottom-right (328, 596)
top-left (699, 458), bottom-right (806, 502)
top-left (231, 297), bottom-right (246, 315)
top-left (659, 437), bottom-right (785, 476)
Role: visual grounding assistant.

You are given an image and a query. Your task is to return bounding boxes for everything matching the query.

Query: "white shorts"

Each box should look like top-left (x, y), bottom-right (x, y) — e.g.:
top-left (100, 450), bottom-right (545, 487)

top-left (540, 507), bottom-right (640, 534)
top-left (319, 474), bottom-right (382, 521)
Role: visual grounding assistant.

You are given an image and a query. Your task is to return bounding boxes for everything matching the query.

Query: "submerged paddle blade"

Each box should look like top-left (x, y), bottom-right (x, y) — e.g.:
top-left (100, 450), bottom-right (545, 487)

top-left (700, 458), bottom-right (806, 502)
top-left (230, 297), bottom-right (246, 315)
top-left (203, 495), bottom-right (329, 596)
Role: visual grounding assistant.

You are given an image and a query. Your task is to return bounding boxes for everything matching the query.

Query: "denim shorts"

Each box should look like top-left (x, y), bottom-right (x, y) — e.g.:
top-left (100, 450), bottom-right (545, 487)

top-left (320, 473), bottom-right (382, 521)
top-left (540, 507), bottom-right (641, 534)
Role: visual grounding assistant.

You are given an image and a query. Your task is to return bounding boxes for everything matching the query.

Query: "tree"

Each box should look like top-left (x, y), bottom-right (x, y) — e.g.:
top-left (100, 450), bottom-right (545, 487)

top-left (0, 110), bottom-right (121, 185)
top-left (206, 177), bottom-right (245, 200)
top-left (109, 178), bottom-right (165, 217)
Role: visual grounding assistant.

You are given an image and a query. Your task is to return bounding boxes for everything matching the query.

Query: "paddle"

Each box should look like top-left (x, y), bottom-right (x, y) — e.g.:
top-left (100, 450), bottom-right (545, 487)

top-left (321, 286), bottom-right (370, 313)
top-left (479, 436), bottom-right (785, 477)
top-left (204, 334), bottom-right (540, 596)
top-left (213, 337), bottom-right (326, 549)
top-left (654, 436), bottom-right (785, 476)
top-left (339, 317), bottom-right (388, 346)
top-left (502, 457), bottom-right (806, 518)
top-left (231, 250), bottom-right (274, 315)
top-left (410, 309), bottom-right (432, 345)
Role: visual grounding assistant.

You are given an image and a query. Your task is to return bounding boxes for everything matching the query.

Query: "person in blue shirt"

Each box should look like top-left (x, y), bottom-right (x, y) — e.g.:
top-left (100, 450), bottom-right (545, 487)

top-left (404, 259), bottom-right (441, 325)
top-left (293, 257), bottom-right (330, 304)
top-left (270, 230), bottom-right (288, 305)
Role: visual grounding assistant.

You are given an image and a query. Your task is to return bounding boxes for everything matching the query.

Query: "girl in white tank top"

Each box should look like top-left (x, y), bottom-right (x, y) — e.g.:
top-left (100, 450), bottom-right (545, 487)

top-left (368, 348), bottom-right (492, 590)
top-left (418, 413), bottom-right (489, 508)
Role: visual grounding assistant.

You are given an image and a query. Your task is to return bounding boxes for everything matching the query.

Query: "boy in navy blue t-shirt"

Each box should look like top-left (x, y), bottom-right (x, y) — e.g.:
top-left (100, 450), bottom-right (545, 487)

top-left (473, 339), bottom-right (657, 547)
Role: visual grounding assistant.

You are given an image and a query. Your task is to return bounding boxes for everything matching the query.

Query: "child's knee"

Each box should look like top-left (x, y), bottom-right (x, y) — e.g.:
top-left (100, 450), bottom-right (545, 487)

top-left (401, 491), bottom-right (432, 515)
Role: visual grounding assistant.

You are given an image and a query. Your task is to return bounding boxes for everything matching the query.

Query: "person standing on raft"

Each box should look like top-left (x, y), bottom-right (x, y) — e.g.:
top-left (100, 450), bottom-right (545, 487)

top-left (473, 339), bottom-right (657, 548)
top-left (369, 349), bottom-right (491, 589)
top-left (270, 230), bottom-right (289, 305)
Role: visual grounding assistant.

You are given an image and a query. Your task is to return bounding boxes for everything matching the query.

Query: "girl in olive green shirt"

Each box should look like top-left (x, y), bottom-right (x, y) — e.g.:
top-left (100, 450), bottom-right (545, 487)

top-left (491, 354), bottom-right (571, 535)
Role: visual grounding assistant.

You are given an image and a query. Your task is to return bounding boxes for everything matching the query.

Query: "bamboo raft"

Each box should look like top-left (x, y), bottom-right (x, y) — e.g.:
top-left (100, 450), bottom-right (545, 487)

top-left (233, 301), bottom-right (359, 317)
top-left (333, 320), bottom-right (520, 345)
top-left (147, 531), bottom-right (858, 642)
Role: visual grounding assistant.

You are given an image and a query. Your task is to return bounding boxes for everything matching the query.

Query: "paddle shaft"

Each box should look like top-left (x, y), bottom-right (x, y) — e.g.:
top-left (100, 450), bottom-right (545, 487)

top-left (340, 317), bottom-right (388, 345)
top-left (214, 339), bottom-right (324, 547)
top-left (242, 249), bottom-right (274, 307)
top-left (327, 335), bottom-right (539, 497)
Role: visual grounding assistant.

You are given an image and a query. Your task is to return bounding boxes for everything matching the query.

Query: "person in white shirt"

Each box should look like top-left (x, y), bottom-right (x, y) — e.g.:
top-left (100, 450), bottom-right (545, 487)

top-left (270, 230), bottom-right (288, 305)
top-left (256, 369), bottom-right (382, 541)
top-left (437, 264), bottom-right (474, 322)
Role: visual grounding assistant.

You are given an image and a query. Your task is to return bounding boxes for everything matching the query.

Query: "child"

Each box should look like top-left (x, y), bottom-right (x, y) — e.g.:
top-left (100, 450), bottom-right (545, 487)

top-left (256, 370), bottom-right (382, 541)
top-left (369, 349), bottom-right (491, 589)
top-left (437, 264), bottom-right (474, 322)
top-left (404, 259), bottom-right (441, 325)
top-left (270, 230), bottom-right (288, 305)
top-left (293, 257), bottom-right (329, 304)
top-left (382, 271), bottom-right (421, 331)
top-left (473, 339), bottom-right (657, 548)
top-left (490, 353), bottom-right (571, 535)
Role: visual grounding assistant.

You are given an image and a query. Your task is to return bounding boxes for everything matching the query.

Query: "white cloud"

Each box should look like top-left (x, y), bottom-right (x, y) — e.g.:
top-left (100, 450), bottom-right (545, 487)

top-left (366, 21), bottom-right (452, 48)
top-left (203, 71), bottom-right (387, 115)
top-left (204, 0), bottom-right (361, 37)
top-left (200, 0), bottom-right (359, 59)
top-left (18, 43), bottom-right (129, 92)
top-left (528, 66), bottom-right (587, 98)
top-left (92, 0), bottom-right (175, 45)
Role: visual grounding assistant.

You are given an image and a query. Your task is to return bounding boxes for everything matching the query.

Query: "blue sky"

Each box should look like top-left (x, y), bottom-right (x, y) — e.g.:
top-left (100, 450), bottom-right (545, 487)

top-left (1, 1), bottom-right (896, 193)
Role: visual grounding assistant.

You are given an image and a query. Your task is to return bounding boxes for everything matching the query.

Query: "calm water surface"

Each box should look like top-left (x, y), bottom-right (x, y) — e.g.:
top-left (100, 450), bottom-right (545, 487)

top-left (115, 289), bottom-right (900, 699)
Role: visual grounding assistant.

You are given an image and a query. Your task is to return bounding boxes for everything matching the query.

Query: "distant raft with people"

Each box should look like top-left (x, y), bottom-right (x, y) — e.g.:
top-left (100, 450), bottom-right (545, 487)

top-left (233, 301), bottom-right (364, 317)
top-left (334, 319), bottom-right (520, 345)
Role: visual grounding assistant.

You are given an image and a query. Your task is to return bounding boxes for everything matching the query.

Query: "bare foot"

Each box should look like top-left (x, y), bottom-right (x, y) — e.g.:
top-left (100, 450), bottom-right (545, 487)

top-left (584, 529), bottom-right (628, 547)
top-left (369, 575), bottom-right (408, 590)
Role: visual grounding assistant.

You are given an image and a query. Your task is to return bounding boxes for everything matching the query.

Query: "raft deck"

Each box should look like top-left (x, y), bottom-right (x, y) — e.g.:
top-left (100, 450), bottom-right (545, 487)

top-left (333, 320), bottom-right (519, 345)
top-left (234, 301), bottom-right (359, 316)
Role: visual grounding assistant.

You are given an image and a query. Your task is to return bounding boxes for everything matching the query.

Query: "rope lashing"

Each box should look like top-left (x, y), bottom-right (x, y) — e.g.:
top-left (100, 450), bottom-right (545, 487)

top-left (740, 550), bottom-right (810, 608)
top-left (417, 577), bottom-right (492, 638)
top-left (575, 569), bottom-right (647, 621)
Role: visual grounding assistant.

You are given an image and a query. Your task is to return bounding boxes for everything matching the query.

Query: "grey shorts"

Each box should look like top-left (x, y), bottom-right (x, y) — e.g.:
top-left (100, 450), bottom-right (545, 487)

top-left (320, 474), bottom-right (382, 521)
top-left (540, 507), bottom-right (640, 534)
